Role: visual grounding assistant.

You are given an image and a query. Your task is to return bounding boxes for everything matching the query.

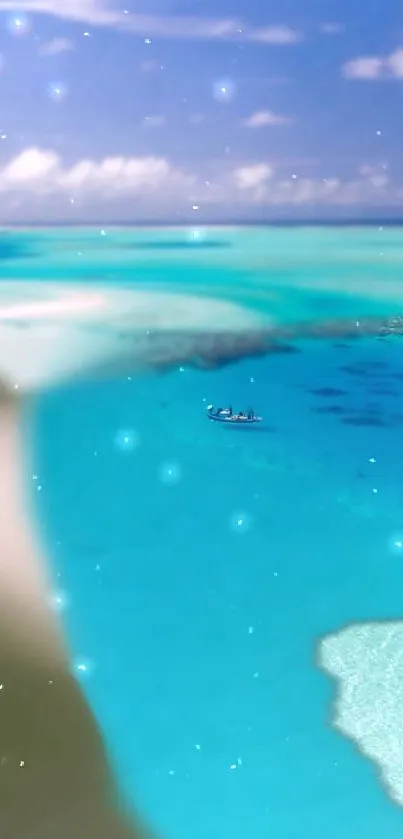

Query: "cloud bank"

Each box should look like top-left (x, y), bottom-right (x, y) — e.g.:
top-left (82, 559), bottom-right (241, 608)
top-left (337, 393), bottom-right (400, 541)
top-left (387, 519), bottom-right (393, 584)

top-left (0, 0), bottom-right (303, 44)
top-left (0, 148), bottom-right (401, 221)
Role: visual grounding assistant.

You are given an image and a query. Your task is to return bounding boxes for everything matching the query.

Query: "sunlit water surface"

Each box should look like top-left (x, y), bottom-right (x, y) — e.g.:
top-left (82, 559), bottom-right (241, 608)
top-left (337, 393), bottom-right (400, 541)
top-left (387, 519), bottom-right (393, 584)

top-left (3, 225), bottom-right (403, 839)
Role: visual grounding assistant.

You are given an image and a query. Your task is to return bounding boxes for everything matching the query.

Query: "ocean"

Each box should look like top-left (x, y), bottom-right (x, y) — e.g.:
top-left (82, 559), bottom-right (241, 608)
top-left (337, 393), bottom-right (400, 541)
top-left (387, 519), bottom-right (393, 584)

top-left (2, 224), bottom-right (403, 839)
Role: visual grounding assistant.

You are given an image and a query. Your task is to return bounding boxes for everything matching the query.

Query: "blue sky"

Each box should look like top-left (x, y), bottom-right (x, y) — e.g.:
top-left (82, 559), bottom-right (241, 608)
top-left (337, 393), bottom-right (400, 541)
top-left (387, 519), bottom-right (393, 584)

top-left (0, 0), bottom-right (401, 221)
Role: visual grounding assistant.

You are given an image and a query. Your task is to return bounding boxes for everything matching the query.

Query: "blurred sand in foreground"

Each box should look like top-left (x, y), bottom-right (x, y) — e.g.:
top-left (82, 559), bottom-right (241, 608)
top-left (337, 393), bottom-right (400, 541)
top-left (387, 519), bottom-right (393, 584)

top-left (0, 383), bottom-right (153, 839)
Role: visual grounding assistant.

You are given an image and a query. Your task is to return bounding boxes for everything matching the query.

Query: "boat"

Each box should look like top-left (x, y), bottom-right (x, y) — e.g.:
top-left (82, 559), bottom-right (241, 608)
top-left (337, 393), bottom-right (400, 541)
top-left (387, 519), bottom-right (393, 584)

top-left (206, 406), bottom-right (262, 424)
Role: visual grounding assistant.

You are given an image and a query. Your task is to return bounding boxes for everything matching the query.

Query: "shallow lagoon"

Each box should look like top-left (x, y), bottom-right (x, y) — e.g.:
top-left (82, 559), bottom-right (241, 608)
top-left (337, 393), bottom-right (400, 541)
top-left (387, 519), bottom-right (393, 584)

top-left (4, 225), bottom-right (403, 839)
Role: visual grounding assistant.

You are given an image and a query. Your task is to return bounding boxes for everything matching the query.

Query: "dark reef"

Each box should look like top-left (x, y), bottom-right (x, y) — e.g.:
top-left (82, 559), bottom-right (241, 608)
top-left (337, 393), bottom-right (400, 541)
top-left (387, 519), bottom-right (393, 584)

top-left (102, 312), bottom-right (403, 378)
top-left (172, 313), bottom-right (403, 372)
top-left (311, 405), bottom-right (347, 415)
top-left (341, 415), bottom-right (389, 427)
top-left (309, 387), bottom-right (348, 398)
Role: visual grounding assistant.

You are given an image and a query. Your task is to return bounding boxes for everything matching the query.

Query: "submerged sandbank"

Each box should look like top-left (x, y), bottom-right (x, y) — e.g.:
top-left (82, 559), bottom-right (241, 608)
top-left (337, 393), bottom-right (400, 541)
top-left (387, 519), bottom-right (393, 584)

top-left (318, 621), bottom-right (403, 808)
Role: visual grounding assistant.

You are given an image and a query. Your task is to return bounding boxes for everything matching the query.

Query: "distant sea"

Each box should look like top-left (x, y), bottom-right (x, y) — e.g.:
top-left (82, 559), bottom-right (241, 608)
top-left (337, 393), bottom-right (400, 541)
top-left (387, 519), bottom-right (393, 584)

top-left (3, 225), bottom-right (403, 839)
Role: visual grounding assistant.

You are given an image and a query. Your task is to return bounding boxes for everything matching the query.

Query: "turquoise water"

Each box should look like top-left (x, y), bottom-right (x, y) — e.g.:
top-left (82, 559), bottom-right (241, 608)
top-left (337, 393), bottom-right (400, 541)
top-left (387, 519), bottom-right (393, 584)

top-left (4, 225), bottom-right (403, 838)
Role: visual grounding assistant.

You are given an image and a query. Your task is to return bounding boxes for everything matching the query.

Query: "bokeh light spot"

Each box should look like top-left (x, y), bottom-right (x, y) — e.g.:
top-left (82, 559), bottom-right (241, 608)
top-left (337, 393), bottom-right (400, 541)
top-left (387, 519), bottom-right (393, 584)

top-left (114, 427), bottom-right (140, 452)
top-left (49, 590), bottom-right (69, 613)
top-left (229, 511), bottom-right (252, 533)
top-left (73, 659), bottom-right (94, 679)
top-left (388, 532), bottom-right (403, 556)
top-left (159, 460), bottom-right (182, 485)
top-left (48, 81), bottom-right (68, 102)
top-left (6, 13), bottom-right (31, 36)
top-left (213, 78), bottom-right (236, 102)
top-left (188, 227), bottom-right (206, 242)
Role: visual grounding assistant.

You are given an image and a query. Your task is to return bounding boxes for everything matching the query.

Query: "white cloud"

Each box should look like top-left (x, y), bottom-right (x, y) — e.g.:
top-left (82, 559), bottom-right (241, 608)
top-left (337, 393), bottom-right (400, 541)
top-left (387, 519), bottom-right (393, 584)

top-left (387, 48), bottom-right (403, 77)
top-left (319, 22), bottom-right (344, 34)
top-left (0, 147), bottom-right (194, 204)
top-left (342, 47), bottom-right (403, 79)
top-left (342, 56), bottom-right (384, 79)
top-left (38, 36), bottom-right (75, 56)
top-left (140, 59), bottom-right (162, 73)
top-left (244, 174), bottom-right (390, 206)
top-left (355, 162), bottom-right (389, 189)
top-left (233, 164), bottom-right (273, 192)
top-left (0, 147), bottom-right (401, 220)
top-left (226, 161), bottom-right (397, 207)
top-left (242, 110), bottom-right (293, 128)
top-left (189, 113), bottom-right (205, 124)
top-left (358, 162), bottom-right (388, 176)
top-left (0, 1), bottom-right (303, 44)
top-left (142, 115), bottom-right (166, 128)
top-left (250, 25), bottom-right (302, 44)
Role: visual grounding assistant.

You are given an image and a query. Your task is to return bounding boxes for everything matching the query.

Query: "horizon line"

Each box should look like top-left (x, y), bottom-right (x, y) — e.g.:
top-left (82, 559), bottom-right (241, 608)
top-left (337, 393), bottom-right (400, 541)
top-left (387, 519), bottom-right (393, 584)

top-left (1, 219), bottom-right (403, 228)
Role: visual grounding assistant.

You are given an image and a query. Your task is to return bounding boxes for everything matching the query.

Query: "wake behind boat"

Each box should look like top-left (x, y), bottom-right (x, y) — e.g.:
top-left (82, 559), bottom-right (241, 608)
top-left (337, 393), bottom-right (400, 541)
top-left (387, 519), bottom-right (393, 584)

top-left (207, 405), bottom-right (262, 424)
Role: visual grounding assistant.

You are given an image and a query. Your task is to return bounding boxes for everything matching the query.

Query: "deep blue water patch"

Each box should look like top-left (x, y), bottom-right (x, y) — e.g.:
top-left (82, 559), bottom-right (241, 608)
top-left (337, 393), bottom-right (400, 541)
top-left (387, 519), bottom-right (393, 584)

top-left (0, 233), bottom-right (40, 261)
top-left (309, 387), bottom-right (348, 397)
top-left (341, 415), bottom-right (389, 427)
top-left (367, 388), bottom-right (398, 396)
top-left (311, 405), bottom-right (346, 415)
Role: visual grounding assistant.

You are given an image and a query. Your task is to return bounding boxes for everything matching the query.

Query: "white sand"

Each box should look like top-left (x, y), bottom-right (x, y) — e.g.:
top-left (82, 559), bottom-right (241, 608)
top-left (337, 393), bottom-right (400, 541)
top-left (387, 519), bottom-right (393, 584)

top-left (318, 621), bottom-right (403, 806)
top-left (0, 281), bottom-right (267, 391)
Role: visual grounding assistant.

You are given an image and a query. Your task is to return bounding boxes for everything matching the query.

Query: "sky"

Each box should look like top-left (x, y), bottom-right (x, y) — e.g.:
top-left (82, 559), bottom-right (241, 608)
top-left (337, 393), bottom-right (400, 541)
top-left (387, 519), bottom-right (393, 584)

top-left (0, 0), bottom-right (402, 221)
